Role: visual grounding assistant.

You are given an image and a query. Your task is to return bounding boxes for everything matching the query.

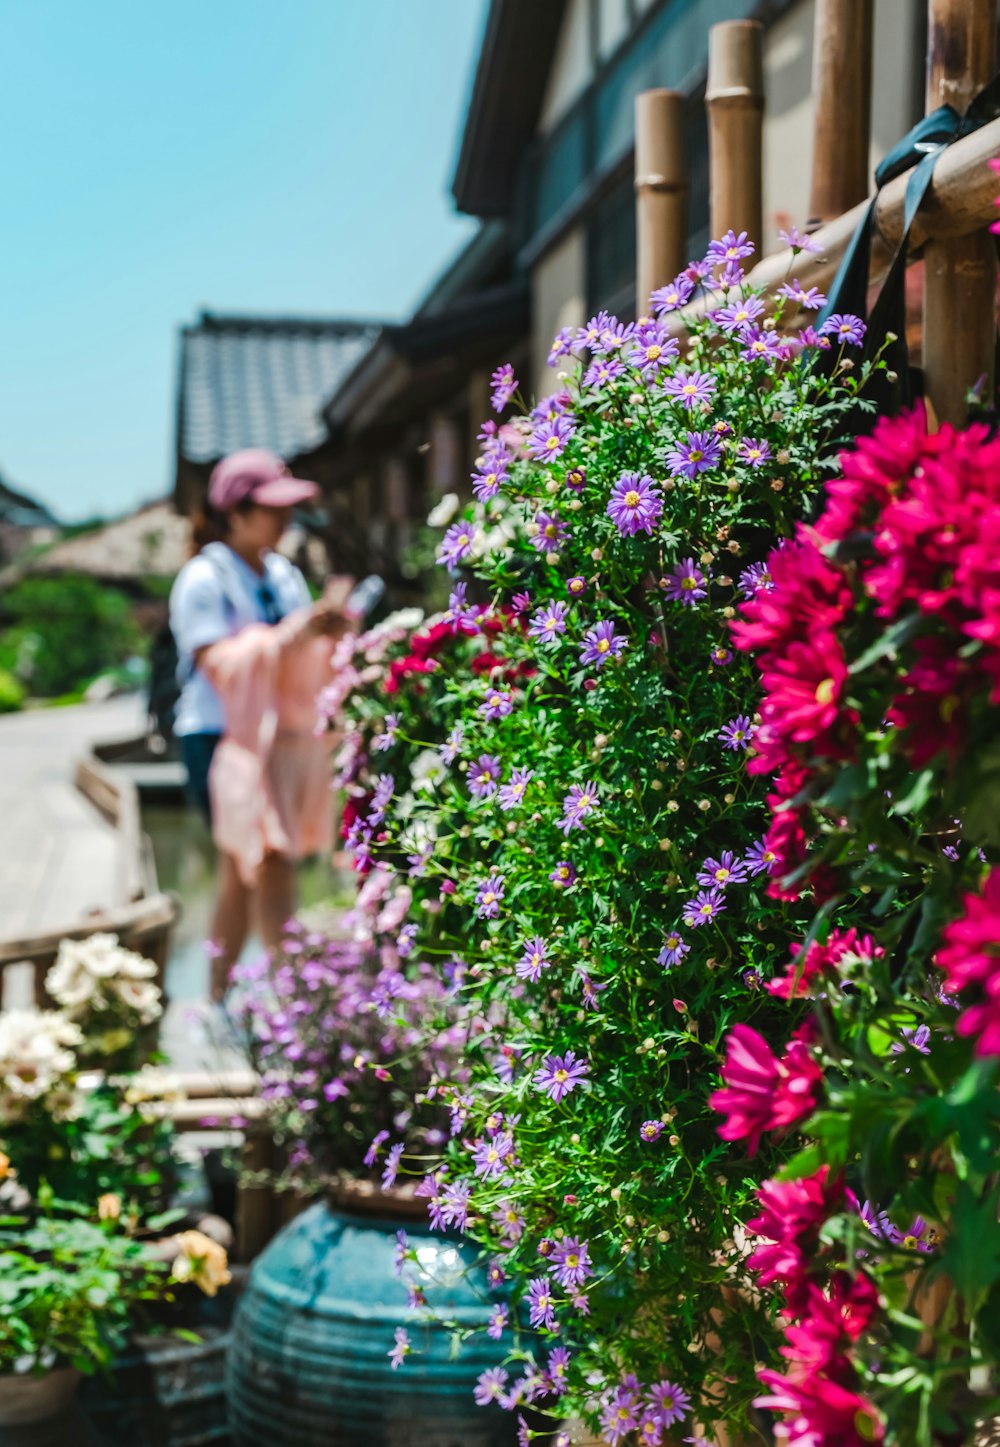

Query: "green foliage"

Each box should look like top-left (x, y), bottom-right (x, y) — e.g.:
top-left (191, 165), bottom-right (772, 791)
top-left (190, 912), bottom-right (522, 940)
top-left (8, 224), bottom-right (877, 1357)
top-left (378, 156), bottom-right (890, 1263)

top-left (0, 573), bottom-right (144, 697)
top-left (0, 668), bottom-right (25, 712)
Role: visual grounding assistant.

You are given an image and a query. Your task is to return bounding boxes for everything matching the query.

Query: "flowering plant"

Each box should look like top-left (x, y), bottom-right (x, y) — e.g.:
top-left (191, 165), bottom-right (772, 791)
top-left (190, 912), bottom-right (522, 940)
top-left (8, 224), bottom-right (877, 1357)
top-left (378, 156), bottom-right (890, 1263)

top-left (330, 234), bottom-right (882, 1441)
top-left (708, 409), bottom-right (1000, 1446)
top-left (46, 932), bottom-right (162, 1068)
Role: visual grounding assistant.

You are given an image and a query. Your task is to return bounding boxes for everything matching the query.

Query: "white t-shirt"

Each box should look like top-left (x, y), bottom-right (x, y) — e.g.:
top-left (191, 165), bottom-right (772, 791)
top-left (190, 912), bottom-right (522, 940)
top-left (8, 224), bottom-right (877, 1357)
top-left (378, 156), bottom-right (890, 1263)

top-left (169, 542), bottom-right (311, 737)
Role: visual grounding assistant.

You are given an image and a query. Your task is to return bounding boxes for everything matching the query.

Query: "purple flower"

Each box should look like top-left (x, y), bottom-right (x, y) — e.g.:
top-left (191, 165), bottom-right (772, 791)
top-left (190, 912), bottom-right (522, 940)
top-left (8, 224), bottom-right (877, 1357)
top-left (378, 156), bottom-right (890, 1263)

top-left (491, 363), bottom-right (518, 412)
top-left (719, 715), bottom-right (757, 751)
top-left (511, 590), bottom-right (531, 613)
top-left (480, 686), bottom-right (514, 722)
top-left (663, 370), bottom-right (717, 410)
top-left (799, 324), bottom-right (833, 351)
top-left (718, 259), bottom-right (745, 288)
top-left (368, 773), bottom-right (394, 825)
top-left (382, 1142), bottom-right (404, 1190)
top-left (534, 1050), bottom-right (589, 1102)
top-left (472, 458), bottom-right (508, 502)
top-left (713, 294), bottom-right (764, 333)
top-left (550, 1236), bottom-right (592, 1289)
top-left (532, 391), bottom-right (571, 423)
top-left (529, 601), bottom-right (569, 644)
top-left (440, 724), bottom-right (463, 765)
top-left (638, 1409), bottom-right (664, 1445)
top-left (601, 318), bottom-right (635, 352)
top-left (472, 1131), bottom-right (514, 1179)
top-left (498, 766), bottom-right (533, 812)
top-left (532, 512), bottom-right (569, 553)
top-left (567, 575), bottom-right (587, 597)
top-left (628, 320), bottom-right (680, 379)
top-left (528, 415), bottom-right (575, 462)
top-left (373, 713), bottom-right (400, 753)
top-left (778, 279), bottom-right (826, 310)
top-left (650, 1380), bottom-right (691, 1426)
top-left (475, 1367), bottom-right (509, 1406)
top-left (437, 521), bottom-right (475, 569)
top-left (682, 888), bottom-right (726, 927)
top-left (364, 1130), bottom-right (390, 1168)
top-left (558, 783), bottom-right (599, 834)
top-left (661, 557), bottom-right (710, 605)
top-left (739, 325), bottom-right (783, 362)
top-left (577, 311), bottom-right (614, 352)
top-left (658, 930), bottom-right (689, 968)
top-left (469, 754), bottom-right (502, 799)
top-left (487, 1304), bottom-right (508, 1340)
top-left (584, 356), bottom-right (626, 389)
top-left (516, 936), bottom-right (550, 983)
top-left (447, 583), bottom-right (479, 629)
top-left (696, 852), bottom-right (749, 888)
top-left (492, 1199), bottom-right (525, 1242)
top-left (579, 971), bottom-right (604, 1009)
top-left (736, 437), bottom-right (771, 469)
top-left (640, 1120), bottom-right (665, 1142)
top-left (487, 1258), bottom-right (508, 1289)
top-left (779, 225), bottom-right (822, 254)
top-left (602, 1386), bottom-right (642, 1444)
top-left (892, 1023), bottom-right (932, 1056)
top-left (606, 472), bottom-right (663, 536)
top-left (651, 275), bottom-right (695, 314)
top-left (550, 860), bottom-right (577, 888)
top-left (564, 465), bottom-right (587, 491)
top-left (388, 1326), bottom-right (410, 1370)
top-left (710, 644), bottom-right (733, 667)
top-left (738, 561), bottom-right (774, 597)
top-left (580, 620), bottom-right (627, 669)
top-left (548, 327), bottom-right (576, 366)
top-left (821, 312), bottom-right (867, 346)
top-left (665, 431), bottom-right (721, 479)
top-left (526, 1276), bottom-right (558, 1331)
top-left (440, 1181), bottom-right (473, 1230)
top-left (396, 923), bottom-right (418, 958)
top-left (744, 837), bottom-right (779, 877)
top-left (707, 229), bottom-right (755, 264)
top-left (476, 872), bottom-right (506, 919)
top-left (546, 1346), bottom-right (571, 1396)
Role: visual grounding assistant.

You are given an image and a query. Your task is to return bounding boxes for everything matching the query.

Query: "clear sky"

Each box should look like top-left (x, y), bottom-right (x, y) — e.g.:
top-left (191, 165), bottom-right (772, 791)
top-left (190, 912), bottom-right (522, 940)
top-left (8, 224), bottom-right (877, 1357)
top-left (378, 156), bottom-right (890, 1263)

top-left (0, 0), bottom-right (487, 522)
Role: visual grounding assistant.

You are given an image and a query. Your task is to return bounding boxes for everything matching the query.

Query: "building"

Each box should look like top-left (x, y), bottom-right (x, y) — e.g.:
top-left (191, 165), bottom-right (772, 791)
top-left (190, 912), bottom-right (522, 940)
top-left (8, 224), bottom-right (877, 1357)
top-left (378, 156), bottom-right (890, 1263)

top-left (0, 474), bottom-right (60, 567)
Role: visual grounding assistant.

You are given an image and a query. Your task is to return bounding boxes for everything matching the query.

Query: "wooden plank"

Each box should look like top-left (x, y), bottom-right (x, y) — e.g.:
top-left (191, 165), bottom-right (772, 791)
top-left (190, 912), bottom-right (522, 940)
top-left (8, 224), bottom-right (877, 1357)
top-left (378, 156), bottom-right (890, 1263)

top-left (635, 89), bottom-right (687, 312)
top-left (809, 0), bottom-right (874, 224)
top-left (705, 21), bottom-right (764, 254)
top-left (0, 891), bottom-right (178, 969)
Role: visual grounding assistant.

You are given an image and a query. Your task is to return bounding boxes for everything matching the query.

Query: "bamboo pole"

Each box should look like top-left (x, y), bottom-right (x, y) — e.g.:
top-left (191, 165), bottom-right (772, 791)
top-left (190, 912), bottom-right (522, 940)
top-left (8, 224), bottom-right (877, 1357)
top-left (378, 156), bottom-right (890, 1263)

top-left (809, 0), bottom-right (874, 224)
top-left (705, 21), bottom-right (764, 253)
top-left (922, 0), bottom-right (997, 425)
top-left (635, 89), bottom-right (687, 313)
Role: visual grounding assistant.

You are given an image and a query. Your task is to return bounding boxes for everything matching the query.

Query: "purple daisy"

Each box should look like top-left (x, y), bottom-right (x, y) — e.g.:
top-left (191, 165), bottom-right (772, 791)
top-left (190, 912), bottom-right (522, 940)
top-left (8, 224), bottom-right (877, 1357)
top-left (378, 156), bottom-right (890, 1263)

top-left (738, 561), bottom-right (774, 597)
top-left (546, 1346), bottom-right (571, 1396)
top-left (381, 1142), bottom-right (404, 1190)
top-left (475, 1367), bottom-right (509, 1406)
top-left (492, 1199), bottom-right (525, 1242)
top-left (640, 1120), bottom-right (665, 1142)
top-left (529, 600), bottom-right (569, 645)
top-left (661, 557), bottom-right (710, 605)
top-left (638, 1409), bottom-right (664, 1445)
top-left (516, 936), bottom-right (550, 983)
top-left (564, 464), bottom-right (587, 491)
top-left (682, 888), bottom-right (726, 927)
top-left (719, 714), bottom-right (757, 750)
top-left (532, 511), bottom-right (569, 553)
top-left (440, 724), bottom-right (463, 765)
top-left (550, 1236), bottom-right (592, 1289)
top-left (697, 852), bottom-right (749, 888)
top-left (739, 325), bottom-right (783, 362)
top-left (487, 1304), bottom-right (508, 1340)
top-left (364, 1129), bottom-right (389, 1167)
top-left (710, 644), bottom-right (733, 666)
top-left (528, 414), bottom-right (575, 461)
top-left (650, 1380), bottom-right (691, 1427)
top-left (601, 318), bottom-right (635, 352)
top-left (607, 471), bottom-right (663, 536)
top-left (472, 458), bottom-right (508, 502)
top-left (713, 294), bottom-right (764, 332)
top-left (498, 766), bottom-right (533, 812)
top-left (468, 754), bottom-right (502, 799)
top-left (388, 1326), bottom-right (410, 1370)
top-left (657, 930), bottom-right (689, 968)
top-left (892, 1023), bottom-right (932, 1056)
top-left (490, 363), bottom-right (518, 412)
top-left (778, 279), bottom-right (826, 310)
top-left (526, 1276), bottom-right (558, 1331)
top-left (373, 713), bottom-right (400, 753)
top-left (511, 590), bottom-right (531, 613)
top-left (577, 311), bottom-right (613, 352)
top-left (476, 872), bottom-right (506, 919)
top-left (665, 430), bottom-right (721, 479)
top-left (744, 836), bottom-right (779, 877)
top-left (549, 859), bottom-right (577, 888)
top-left (580, 619), bottom-right (627, 669)
top-left (737, 437), bottom-right (772, 468)
top-left (480, 686), bottom-right (514, 722)
top-left (534, 1049), bottom-right (589, 1102)
top-left (558, 782), bottom-right (599, 833)
top-left (367, 773), bottom-right (394, 825)
top-left (628, 320), bottom-right (680, 380)
top-left (584, 356), bottom-right (626, 389)
top-left (707, 229), bottom-right (755, 264)
top-left (779, 225), bottom-right (822, 254)
top-left (651, 275), bottom-right (695, 314)
top-left (436, 521), bottom-right (475, 569)
top-left (548, 327), bottom-right (576, 366)
top-left (663, 370), bottom-right (717, 410)
top-left (820, 312), bottom-right (867, 346)
top-left (447, 583), bottom-right (480, 629)
top-left (472, 1131), bottom-right (514, 1179)
top-left (567, 574), bottom-right (587, 597)
top-left (602, 1387), bottom-right (642, 1445)
top-left (718, 259), bottom-right (745, 288)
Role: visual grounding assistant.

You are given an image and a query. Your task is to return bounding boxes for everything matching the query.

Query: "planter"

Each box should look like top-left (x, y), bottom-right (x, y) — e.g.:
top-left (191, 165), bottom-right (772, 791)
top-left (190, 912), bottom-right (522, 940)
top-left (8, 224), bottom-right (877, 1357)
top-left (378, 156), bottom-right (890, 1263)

top-left (0, 1366), bottom-right (81, 1426)
top-left (227, 1188), bottom-right (516, 1447)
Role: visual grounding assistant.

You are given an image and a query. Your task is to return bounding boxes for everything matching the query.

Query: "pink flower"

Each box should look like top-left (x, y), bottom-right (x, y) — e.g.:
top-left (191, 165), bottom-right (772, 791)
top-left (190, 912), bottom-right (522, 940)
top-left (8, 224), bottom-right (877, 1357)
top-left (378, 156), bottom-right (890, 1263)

top-left (747, 1168), bottom-right (842, 1310)
top-left (935, 869), bottom-right (1000, 1055)
top-left (731, 535), bottom-right (852, 662)
top-left (754, 1368), bottom-right (883, 1447)
top-left (710, 1023), bottom-right (822, 1154)
top-left (768, 928), bottom-right (883, 1002)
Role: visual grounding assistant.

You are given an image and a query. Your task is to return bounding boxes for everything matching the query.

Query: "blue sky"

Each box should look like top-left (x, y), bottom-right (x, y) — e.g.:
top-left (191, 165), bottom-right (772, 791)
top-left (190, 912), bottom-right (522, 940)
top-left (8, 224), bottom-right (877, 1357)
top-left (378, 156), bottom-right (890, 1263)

top-left (0, 1), bottom-right (487, 521)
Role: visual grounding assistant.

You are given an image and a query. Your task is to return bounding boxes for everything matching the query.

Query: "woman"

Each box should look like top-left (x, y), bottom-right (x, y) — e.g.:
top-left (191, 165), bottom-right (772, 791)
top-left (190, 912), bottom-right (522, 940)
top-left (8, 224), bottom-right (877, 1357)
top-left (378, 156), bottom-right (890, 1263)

top-left (169, 448), bottom-right (348, 1002)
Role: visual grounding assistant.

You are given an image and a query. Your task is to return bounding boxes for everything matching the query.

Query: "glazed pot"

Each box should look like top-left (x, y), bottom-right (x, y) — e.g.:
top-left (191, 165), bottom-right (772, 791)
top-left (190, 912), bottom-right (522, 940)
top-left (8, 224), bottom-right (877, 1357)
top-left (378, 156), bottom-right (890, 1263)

top-left (227, 1186), bottom-right (515, 1446)
top-left (0, 1366), bottom-right (81, 1426)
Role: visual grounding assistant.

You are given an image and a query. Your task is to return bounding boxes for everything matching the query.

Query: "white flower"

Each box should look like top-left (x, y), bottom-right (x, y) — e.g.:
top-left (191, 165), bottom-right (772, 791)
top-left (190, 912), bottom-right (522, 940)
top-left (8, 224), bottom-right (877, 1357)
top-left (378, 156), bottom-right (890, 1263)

top-left (46, 933), bottom-right (160, 1021)
top-left (122, 1065), bottom-right (184, 1105)
top-left (0, 1009), bottom-right (81, 1113)
top-left (426, 492), bottom-right (460, 528)
top-left (411, 749), bottom-right (446, 793)
top-left (114, 977), bottom-right (162, 1023)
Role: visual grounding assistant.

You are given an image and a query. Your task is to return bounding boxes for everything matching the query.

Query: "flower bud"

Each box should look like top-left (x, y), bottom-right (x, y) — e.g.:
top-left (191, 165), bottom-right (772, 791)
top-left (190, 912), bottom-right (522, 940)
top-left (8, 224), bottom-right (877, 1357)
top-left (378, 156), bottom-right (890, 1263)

top-left (590, 548), bottom-right (604, 562)
top-left (658, 837), bottom-right (672, 850)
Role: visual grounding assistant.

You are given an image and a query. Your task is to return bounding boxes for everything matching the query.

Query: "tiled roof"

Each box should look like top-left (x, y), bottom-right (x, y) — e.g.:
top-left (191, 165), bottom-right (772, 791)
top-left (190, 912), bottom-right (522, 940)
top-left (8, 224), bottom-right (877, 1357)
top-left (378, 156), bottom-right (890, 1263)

top-left (177, 312), bottom-right (382, 466)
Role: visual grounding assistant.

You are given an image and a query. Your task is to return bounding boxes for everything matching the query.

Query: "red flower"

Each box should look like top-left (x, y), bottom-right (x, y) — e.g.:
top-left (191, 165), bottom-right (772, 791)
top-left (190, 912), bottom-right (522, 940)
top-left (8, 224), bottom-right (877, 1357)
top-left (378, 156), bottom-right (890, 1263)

top-left (935, 869), bottom-right (1000, 1056)
top-left (747, 1168), bottom-right (843, 1309)
top-left (755, 1367), bottom-right (884, 1447)
top-left (886, 638), bottom-right (973, 765)
top-left (731, 535), bottom-right (851, 661)
top-left (814, 404), bottom-right (933, 546)
top-left (752, 631), bottom-right (854, 774)
top-left (762, 761), bottom-right (811, 902)
top-left (385, 656), bottom-right (439, 695)
top-left (768, 928), bottom-right (883, 1002)
top-left (710, 1023), bottom-right (822, 1155)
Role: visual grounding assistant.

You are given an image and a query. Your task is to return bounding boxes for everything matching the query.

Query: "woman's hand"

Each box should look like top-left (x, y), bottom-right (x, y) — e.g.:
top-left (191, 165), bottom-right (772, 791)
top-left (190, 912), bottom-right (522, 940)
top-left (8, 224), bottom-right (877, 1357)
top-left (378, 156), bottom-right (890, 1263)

top-left (306, 575), bottom-right (355, 637)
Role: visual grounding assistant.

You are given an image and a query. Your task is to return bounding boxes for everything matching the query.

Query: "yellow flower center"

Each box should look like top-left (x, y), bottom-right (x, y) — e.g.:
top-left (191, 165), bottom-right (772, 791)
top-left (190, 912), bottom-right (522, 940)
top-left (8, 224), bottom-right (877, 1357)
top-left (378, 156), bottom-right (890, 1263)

top-left (747, 449), bottom-right (761, 460)
top-left (699, 902), bottom-right (713, 916)
top-left (681, 576), bottom-right (698, 591)
top-left (735, 309), bottom-right (748, 323)
top-left (483, 891), bottom-right (496, 905)
top-left (566, 1253), bottom-right (579, 1267)
top-left (815, 677), bottom-right (836, 705)
top-left (545, 437), bottom-right (559, 451)
top-left (624, 489), bottom-right (641, 508)
top-left (458, 533), bottom-right (470, 545)
top-left (682, 383), bottom-right (697, 395)
top-left (714, 868), bottom-right (730, 882)
top-left (597, 639), bottom-right (610, 653)
top-left (554, 1069), bottom-right (568, 1083)
top-left (689, 449), bottom-right (703, 462)
top-left (531, 953), bottom-right (542, 967)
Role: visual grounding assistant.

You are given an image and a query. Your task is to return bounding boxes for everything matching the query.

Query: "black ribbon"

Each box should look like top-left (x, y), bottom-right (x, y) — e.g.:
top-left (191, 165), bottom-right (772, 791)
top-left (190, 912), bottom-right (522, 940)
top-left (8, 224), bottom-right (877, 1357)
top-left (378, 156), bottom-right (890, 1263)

top-left (814, 73), bottom-right (1000, 418)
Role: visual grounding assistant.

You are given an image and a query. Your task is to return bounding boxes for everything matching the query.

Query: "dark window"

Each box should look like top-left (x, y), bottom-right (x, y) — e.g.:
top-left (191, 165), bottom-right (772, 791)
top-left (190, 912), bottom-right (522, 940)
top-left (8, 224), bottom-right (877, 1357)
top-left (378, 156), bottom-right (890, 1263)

top-left (587, 174), bottom-right (638, 319)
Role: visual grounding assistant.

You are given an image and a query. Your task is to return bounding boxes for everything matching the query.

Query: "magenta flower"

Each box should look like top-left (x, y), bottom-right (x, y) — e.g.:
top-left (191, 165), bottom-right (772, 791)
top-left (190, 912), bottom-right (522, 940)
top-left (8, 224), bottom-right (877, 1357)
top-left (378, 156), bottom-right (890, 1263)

top-left (526, 1276), bottom-right (558, 1331)
top-left (534, 1049), bottom-right (589, 1102)
top-left (476, 872), bottom-right (506, 919)
top-left (697, 852), bottom-right (749, 888)
top-left (528, 414), bottom-right (575, 461)
top-left (682, 888), bottom-right (726, 927)
top-left (719, 715), bottom-right (757, 750)
top-left (550, 1236), bottom-right (592, 1289)
top-left (777, 278), bottom-right (826, 309)
top-left (665, 430), bottom-right (722, 479)
top-left (436, 521), bottom-right (475, 568)
top-left (779, 225), bottom-right (822, 253)
top-left (558, 783), bottom-right (600, 834)
top-left (707, 228), bottom-right (755, 264)
top-left (498, 766), bottom-right (533, 812)
top-left (388, 1326), bottom-right (410, 1370)
top-left (606, 472), bottom-right (663, 536)
top-left (737, 436), bottom-right (772, 468)
top-left (661, 557), bottom-right (710, 605)
top-left (490, 363), bottom-right (518, 412)
top-left (640, 1119), bottom-right (665, 1142)
top-left (663, 370), bottom-right (717, 410)
top-left (650, 1380), bottom-right (691, 1426)
top-left (651, 274), bottom-right (695, 314)
top-left (529, 600), bottom-right (569, 644)
top-left (468, 754), bottom-right (502, 799)
top-left (628, 320), bottom-right (680, 379)
top-left (511, 590), bottom-right (531, 612)
top-left (532, 511), bottom-right (569, 553)
top-left (580, 620), bottom-right (627, 669)
top-left (658, 930), bottom-right (689, 968)
top-left (713, 294), bottom-right (764, 332)
top-left (550, 860), bottom-right (577, 888)
top-left (516, 936), bottom-right (551, 983)
top-left (820, 312), bottom-right (867, 346)
top-left (480, 686), bottom-right (514, 722)
top-left (475, 1367), bottom-right (509, 1405)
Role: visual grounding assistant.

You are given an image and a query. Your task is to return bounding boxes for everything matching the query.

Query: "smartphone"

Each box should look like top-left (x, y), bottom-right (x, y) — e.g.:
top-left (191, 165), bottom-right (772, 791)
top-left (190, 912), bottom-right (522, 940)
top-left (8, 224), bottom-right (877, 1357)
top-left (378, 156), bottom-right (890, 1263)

top-left (345, 574), bottom-right (386, 622)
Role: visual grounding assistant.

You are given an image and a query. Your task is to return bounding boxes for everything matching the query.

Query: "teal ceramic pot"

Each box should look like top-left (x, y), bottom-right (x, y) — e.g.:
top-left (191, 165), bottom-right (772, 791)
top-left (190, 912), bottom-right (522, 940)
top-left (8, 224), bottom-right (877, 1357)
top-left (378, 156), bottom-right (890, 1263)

top-left (227, 1194), bottom-right (516, 1447)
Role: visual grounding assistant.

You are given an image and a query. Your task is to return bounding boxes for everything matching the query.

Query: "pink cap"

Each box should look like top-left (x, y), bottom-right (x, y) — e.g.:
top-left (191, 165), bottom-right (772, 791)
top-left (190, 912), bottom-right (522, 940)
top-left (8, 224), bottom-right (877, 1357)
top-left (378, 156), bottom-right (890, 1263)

top-left (207, 449), bottom-right (320, 512)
